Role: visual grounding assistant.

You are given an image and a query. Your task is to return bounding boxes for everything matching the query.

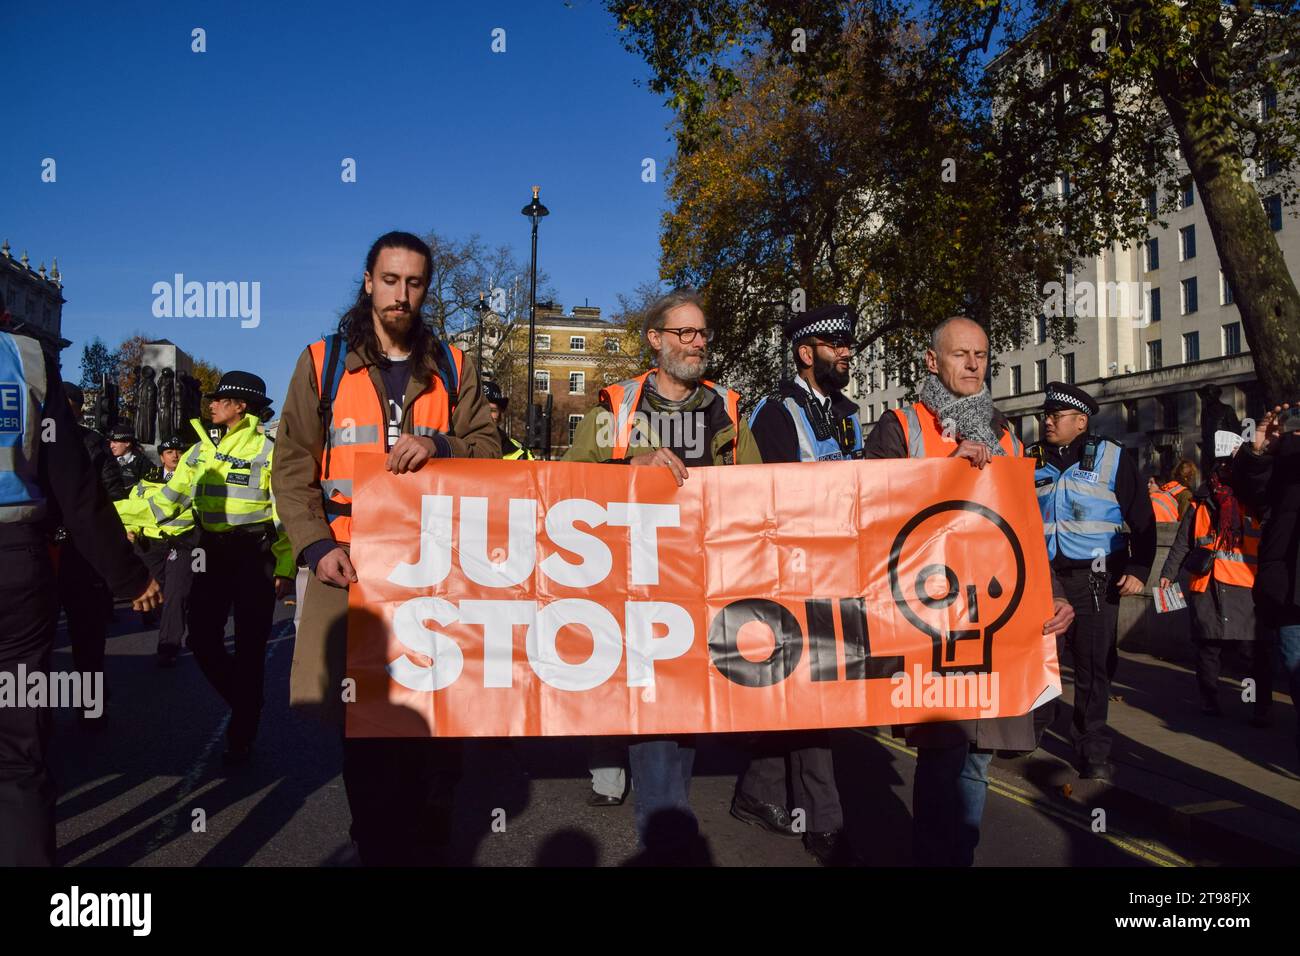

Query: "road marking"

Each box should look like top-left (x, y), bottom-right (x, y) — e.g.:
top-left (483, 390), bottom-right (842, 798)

top-left (857, 729), bottom-right (1191, 867)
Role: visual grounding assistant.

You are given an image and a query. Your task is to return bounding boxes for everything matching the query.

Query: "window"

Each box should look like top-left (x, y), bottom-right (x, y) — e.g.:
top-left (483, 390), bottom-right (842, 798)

top-left (569, 371), bottom-right (585, 394)
top-left (1062, 353), bottom-right (1076, 384)
top-left (604, 337), bottom-right (620, 353)
top-left (1220, 271), bottom-right (1234, 306)
top-left (535, 334), bottom-right (551, 351)
top-left (1147, 286), bottom-right (1162, 324)
top-left (1264, 194), bottom-right (1283, 231)
top-left (1181, 277), bottom-right (1198, 315)
top-left (534, 370), bottom-right (550, 393)
top-left (1179, 225), bottom-right (1196, 260)
top-left (1034, 358), bottom-right (1047, 390)
top-left (1264, 155), bottom-right (1282, 178)
top-left (1125, 400), bottom-right (1139, 433)
top-left (1036, 314), bottom-right (1048, 344)
top-left (1183, 331), bottom-right (1200, 363)
top-left (1223, 322), bottom-right (1242, 356)
top-left (1159, 395), bottom-right (1179, 429)
top-left (1147, 339), bottom-right (1163, 370)
top-left (1146, 190), bottom-right (1158, 217)
top-left (865, 404), bottom-right (874, 423)
top-left (1261, 86), bottom-right (1277, 120)
top-left (1145, 237), bottom-right (1159, 271)
top-left (1010, 366), bottom-right (1022, 396)
top-left (568, 414), bottom-right (583, 446)
top-left (1180, 178), bottom-right (1195, 209)
top-left (569, 336), bottom-right (586, 351)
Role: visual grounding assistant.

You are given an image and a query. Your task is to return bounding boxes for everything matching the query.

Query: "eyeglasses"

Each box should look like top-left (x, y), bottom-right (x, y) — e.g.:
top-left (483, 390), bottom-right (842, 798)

top-left (656, 326), bottom-right (714, 344)
top-left (1044, 410), bottom-right (1083, 423)
top-left (811, 337), bottom-right (854, 353)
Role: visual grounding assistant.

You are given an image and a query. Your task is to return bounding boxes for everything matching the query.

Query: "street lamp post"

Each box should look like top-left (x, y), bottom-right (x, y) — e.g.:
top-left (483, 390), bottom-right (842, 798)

top-left (474, 292), bottom-right (490, 373)
top-left (520, 185), bottom-right (549, 455)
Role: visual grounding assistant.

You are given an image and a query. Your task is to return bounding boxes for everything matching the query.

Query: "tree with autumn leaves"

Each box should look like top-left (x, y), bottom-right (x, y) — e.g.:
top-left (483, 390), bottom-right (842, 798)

top-left (610, 0), bottom-right (1300, 401)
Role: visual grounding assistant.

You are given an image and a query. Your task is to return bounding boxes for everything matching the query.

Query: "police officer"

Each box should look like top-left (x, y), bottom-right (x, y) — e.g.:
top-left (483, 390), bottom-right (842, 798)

top-left (1030, 382), bottom-right (1155, 780)
top-left (56, 382), bottom-right (126, 705)
top-left (483, 381), bottom-right (532, 460)
top-left (142, 371), bottom-right (295, 763)
top-left (116, 435), bottom-right (196, 667)
top-left (108, 427), bottom-right (148, 488)
top-left (735, 304), bottom-right (861, 866)
top-left (0, 299), bottom-right (161, 865)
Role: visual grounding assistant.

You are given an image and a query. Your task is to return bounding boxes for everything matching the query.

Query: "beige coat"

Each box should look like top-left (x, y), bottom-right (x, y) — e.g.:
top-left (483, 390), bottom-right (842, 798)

top-left (272, 337), bottom-right (499, 724)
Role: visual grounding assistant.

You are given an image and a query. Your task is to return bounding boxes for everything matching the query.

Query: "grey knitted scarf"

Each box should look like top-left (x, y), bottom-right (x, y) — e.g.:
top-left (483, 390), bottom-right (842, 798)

top-left (917, 374), bottom-right (1006, 455)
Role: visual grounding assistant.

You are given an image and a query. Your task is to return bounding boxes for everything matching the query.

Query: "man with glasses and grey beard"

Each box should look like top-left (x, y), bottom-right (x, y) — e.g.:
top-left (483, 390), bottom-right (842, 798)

top-left (564, 287), bottom-right (761, 862)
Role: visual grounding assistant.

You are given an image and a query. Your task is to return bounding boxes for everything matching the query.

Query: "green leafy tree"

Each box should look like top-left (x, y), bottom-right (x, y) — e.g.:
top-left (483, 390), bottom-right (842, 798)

top-left (78, 337), bottom-right (118, 389)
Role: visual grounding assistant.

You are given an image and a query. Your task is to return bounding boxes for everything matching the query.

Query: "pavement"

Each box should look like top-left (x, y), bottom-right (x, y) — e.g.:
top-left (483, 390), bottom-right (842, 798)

top-left (49, 599), bottom-right (1298, 866)
top-left (1000, 643), bottom-right (1300, 866)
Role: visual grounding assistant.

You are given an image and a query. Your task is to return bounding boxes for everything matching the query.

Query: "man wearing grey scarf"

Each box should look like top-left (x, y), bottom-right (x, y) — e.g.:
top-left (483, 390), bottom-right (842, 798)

top-left (862, 315), bottom-right (1073, 866)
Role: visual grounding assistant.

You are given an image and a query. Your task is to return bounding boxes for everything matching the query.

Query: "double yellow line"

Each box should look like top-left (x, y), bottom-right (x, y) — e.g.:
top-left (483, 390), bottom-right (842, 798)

top-left (859, 729), bottom-right (1192, 867)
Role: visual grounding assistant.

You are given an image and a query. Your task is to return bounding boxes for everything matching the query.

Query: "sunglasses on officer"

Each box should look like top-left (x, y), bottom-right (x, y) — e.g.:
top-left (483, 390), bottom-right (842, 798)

top-left (810, 335), bottom-right (854, 353)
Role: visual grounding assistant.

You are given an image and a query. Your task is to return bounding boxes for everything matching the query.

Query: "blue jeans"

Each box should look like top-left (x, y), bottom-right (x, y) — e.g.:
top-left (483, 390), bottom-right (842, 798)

top-left (628, 737), bottom-right (696, 855)
top-left (912, 742), bottom-right (992, 866)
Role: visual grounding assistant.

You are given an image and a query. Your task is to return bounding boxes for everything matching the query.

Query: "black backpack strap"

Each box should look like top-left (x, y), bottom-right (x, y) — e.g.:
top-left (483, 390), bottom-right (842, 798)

top-left (318, 334), bottom-right (347, 483)
top-left (434, 339), bottom-right (460, 414)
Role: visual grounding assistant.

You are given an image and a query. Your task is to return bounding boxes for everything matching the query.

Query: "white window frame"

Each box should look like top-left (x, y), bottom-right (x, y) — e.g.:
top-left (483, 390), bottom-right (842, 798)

top-left (569, 336), bottom-right (586, 351)
top-left (534, 370), bottom-right (550, 393)
top-left (604, 337), bottom-right (620, 353)
top-left (569, 371), bottom-right (585, 394)
top-left (567, 414), bottom-right (583, 445)
top-left (535, 334), bottom-right (551, 351)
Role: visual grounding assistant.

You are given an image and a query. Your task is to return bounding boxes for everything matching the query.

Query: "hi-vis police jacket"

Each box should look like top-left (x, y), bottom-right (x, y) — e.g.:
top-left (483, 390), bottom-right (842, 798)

top-left (141, 414), bottom-right (293, 577)
top-left (1033, 435), bottom-right (1126, 561)
top-left (748, 380), bottom-right (864, 462)
top-left (115, 473), bottom-right (195, 540)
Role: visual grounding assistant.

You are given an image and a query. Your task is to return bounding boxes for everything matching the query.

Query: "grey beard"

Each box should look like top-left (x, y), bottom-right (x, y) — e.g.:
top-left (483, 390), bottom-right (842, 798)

top-left (658, 351), bottom-right (706, 384)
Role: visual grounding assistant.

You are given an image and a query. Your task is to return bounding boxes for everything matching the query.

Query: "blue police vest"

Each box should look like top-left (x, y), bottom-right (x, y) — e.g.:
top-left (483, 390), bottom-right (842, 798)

top-left (1034, 436), bottom-right (1126, 560)
top-left (0, 331), bottom-right (49, 524)
top-left (750, 393), bottom-right (863, 462)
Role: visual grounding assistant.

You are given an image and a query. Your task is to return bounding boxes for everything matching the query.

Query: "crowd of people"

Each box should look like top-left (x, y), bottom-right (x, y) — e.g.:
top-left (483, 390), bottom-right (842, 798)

top-left (1, 229), bottom-right (1297, 868)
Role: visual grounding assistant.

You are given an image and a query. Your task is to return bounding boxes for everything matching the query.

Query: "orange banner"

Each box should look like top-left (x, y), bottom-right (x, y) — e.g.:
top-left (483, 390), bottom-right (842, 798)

top-left (345, 454), bottom-right (1061, 737)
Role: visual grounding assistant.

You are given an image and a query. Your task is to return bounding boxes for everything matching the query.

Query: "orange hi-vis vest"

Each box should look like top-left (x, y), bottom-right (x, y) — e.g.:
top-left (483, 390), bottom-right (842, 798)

top-left (1150, 489), bottom-right (1180, 522)
top-left (1162, 480), bottom-right (1188, 498)
top-left (309, 338), bottom-right (464, 543)
top-left (598, 369), bottom-right (741, 460)
top-left (1188, 501), bottom-right (1261, 592)
top-left (892, 401), bottom-right (1025, 459)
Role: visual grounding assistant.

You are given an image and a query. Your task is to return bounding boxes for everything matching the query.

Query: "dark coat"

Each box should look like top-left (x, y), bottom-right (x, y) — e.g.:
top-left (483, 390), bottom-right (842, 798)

top-left (1160, 496), bottom-right (1259, 642)
top-left (1233, 436), bottom-right (1300, 626)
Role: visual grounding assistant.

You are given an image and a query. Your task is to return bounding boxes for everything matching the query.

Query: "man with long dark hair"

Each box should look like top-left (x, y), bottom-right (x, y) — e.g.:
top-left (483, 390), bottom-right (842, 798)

top-left (273, 231), bottom-right (498, 865)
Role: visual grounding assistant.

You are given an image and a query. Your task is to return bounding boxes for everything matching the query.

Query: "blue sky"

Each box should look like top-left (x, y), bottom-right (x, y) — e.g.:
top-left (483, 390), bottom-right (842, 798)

top-left (2, 0), bottom-right (675, 405)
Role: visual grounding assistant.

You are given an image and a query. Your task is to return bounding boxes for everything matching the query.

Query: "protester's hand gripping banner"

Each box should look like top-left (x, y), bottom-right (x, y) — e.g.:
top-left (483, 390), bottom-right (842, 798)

top-left (345, 454), bottom-right (1061, 737)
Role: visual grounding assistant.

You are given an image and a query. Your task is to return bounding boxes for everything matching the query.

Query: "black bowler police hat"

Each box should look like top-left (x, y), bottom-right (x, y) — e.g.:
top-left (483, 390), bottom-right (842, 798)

top-left (1043, 381), bottom-right (1099, 417)
top-left (784, 304), bottom-right (855, 345)
top-left (482, 380), bottom-right (507, 408)
top-left (205, 370), bottom-right (270, 409)
top-left (158, 436), bottom-right (188, 452)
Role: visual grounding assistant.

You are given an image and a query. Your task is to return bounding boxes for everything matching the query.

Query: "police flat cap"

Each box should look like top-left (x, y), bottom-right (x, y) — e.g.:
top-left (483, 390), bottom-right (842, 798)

top-left (784, 304), bottom-right (855, 343)
top-left (109, 428), bottom-right (137, 442)
top-left (158, 436), bottom-right (188, 452)
top-left (1043, 381), bottom-right (1099, 416)
top-left (205, 370), bottom-right (270, 409)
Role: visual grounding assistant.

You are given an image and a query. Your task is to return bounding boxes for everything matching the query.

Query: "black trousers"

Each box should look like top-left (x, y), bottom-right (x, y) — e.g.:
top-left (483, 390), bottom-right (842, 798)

top-left (1196, 637), bottom-right (1273, 712)
top-left (1033, 567), bottom-right (1120, 764)
top-left (186, 528), bottom-right (275, 748)
top-left (736, 730), bottom-right (844, 832)
top-left (56, 538), bottom-right (112, 676)
top-left (0, 527), bottom-right (59, 866)
top-left (138, 538), bottom-right (194, 655)
top-left (342, 736), bottom-right (464, 866)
